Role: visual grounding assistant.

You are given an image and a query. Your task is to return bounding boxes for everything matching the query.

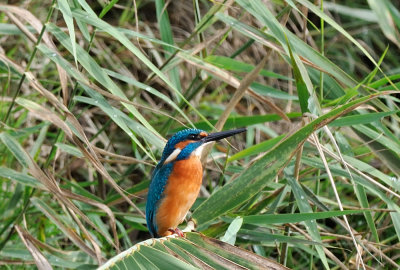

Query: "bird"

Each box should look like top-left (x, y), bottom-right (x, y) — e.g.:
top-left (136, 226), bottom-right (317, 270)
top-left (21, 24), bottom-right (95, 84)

top-left (145, 127), bottom-right (246, 238)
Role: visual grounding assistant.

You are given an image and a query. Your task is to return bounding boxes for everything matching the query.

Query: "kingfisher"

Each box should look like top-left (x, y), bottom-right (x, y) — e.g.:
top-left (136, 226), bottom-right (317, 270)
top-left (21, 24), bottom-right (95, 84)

top-left (145, 128), bottom-right (246, 238)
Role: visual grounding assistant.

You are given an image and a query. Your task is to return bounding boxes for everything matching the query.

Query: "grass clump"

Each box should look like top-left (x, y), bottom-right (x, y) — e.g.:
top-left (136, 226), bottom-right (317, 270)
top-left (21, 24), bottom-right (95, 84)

top-left (0, 0), bottom-right (400, 269)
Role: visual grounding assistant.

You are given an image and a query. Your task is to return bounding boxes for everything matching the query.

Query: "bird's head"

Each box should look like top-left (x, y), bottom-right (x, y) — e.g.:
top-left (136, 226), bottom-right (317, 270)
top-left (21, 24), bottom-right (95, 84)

top-left (159, 128), bottom-right (246, 165)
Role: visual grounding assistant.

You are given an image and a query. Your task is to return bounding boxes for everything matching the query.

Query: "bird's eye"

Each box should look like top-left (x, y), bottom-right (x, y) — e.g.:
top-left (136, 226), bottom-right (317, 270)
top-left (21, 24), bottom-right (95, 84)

top-left (188, 134), bottom-right (197, 140)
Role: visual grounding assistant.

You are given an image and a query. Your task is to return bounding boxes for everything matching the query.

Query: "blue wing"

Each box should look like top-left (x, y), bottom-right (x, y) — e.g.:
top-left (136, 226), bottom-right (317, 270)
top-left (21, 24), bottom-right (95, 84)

top-left (146, 162), bottom-right (173, 237)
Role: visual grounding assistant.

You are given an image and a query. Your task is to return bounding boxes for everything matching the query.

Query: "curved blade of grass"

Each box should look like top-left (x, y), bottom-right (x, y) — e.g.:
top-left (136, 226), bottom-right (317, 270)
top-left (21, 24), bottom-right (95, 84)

top-left (286, 34), bottom-right (309, 113)
top-left (55, 143), bottom-right (84, 158)
top-left (367, 0), bottom-right (400, 48)
top-left (0, 167), bottom-right (43, 188)
top-left (352, 124), bottom-right (400, 153)
top-left (237, 0), bottom-right (318, 114)
top-left (105, 69), bottom-right (191, 125)
top-left (99, 232), bottom-right (288, 270)
top-left (243, 210), bottom-right (367, 225)
top-left (250, 82), bottom-right (298, 100)
top-left (228, 134), bottom-right (285, 162)
top-left (237, 229), bottom-right (323, 247)
top-left (45, 23), bottom-right (159, 136)
top-left (118, 27), bottom-right (179, 49)
top-left (353, 128), bottom-right (400, 179)
top-left (155, 0), bottom-right (182, 97)
top-left (303, 156), bottom-right (400, 244)
top-left (205, 55), bottom-right (292, 80)
top-left (220, 216), bottom-right (243, 245)
top-left (344, 155), bottom-right (400, 192)
top-left (70, 9), bottom-right (212, 128)
top-left (0, 132), bottom-right (32, 168)
top-left (323, 2), bottom-right (377, 22)
top-left (285, 173), bottom-right (329, 269)
top-left (215, 12), bottom-right (356, 88)
top-left (330, 110), bottom-right (399, 127)
top-left (57, 0), bottom-right (77, 67)
top-left (172, 113), bottom-right (301, 132)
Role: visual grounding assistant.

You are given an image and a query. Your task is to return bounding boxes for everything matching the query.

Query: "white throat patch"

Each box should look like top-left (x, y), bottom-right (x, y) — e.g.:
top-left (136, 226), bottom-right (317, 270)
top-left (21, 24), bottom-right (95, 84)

top-left (193, 142), bottom-right (212, 157)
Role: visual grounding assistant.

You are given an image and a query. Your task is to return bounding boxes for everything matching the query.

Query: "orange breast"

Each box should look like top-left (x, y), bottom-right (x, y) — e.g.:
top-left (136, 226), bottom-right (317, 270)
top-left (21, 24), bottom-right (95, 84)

top-left (155, 155), bottom-right (203, 236)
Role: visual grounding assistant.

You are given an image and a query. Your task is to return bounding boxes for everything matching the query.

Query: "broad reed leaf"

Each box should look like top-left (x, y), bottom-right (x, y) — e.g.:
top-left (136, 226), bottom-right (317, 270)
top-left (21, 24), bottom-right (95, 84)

top-left (192, 93), bottom-right (386, 226)
top-left (0, 132), bottom-right (31, 168)
top-left (243, 210), bottom-right (367, 225)
top-left (58, 0), bottom-right (77, 67)
top-left (0, 167), bottom-right (43, 188)
top-left (98, 232), bottom-right (288, 270)
top-left (330, 110), bottom-right (399, 127)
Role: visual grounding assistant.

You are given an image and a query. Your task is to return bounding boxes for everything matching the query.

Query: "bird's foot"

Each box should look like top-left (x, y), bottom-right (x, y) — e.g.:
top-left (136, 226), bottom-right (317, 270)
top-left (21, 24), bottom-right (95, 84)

top-left (168, 228), bottom-right (184, 237)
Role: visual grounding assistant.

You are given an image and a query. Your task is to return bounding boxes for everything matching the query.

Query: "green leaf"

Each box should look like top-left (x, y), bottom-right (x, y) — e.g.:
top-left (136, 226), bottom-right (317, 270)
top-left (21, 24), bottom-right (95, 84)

top-left (243, 210), bottom-right (367, 225)
top-left (55, 143), bottom-right (84, 158)
top-left (286, 173), bottom-right (328, 269)
top-left (220, 216), bottom-right (243, 245)
top-left (367, 0), bottom-right (400, 48)
top-left (228, 134), bottom-right (285, 162)
top-left (330, 110), bottom-right (399, 127)
top-left (155, 0), bottom-right (182, 96)
top-left (173, 113), bottom-right (301, 133)
top-left (99, 232), bottom-right (286, 270)
top-left (0, 132), bottom-right (32, 168)
top-left (205, 55), bottom-right (292, 80)
top-left (291, 0), bottom-right (379, 67)
top-left (0, 167), bottom-right (43, 188)
top-left (285, 34), bottom-right (309, 113)
top-left (58, 0), bottom-right (77, 67)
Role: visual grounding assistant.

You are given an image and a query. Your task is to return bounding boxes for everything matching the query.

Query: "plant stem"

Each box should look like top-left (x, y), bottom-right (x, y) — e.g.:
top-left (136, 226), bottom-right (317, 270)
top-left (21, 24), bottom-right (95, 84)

top-left (3, 0), bottom-right (57, 125)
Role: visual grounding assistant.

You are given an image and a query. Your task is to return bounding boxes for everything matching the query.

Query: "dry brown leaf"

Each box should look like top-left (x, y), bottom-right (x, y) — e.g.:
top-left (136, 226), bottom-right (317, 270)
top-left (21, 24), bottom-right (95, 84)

top-left (32, 197), bottom-right (99, 261)
top-left (15, 226), bottom-right (53, 270)
top-left (16, 98), bottom-right (73, 139)
top-left (62, 188), bottom-right (120, 253)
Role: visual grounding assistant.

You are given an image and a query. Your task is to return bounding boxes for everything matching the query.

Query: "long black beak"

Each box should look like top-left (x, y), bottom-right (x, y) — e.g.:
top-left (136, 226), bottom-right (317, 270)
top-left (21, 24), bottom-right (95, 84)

top-left (203, 128), bottom-right (246, 143)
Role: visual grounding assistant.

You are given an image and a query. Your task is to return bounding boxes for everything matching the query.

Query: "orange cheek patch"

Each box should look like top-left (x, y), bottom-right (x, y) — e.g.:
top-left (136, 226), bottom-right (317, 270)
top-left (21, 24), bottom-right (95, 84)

top-left (175, 140), bottom-right (194, 149)
top-left (200, 131), bottom-right (208, 137)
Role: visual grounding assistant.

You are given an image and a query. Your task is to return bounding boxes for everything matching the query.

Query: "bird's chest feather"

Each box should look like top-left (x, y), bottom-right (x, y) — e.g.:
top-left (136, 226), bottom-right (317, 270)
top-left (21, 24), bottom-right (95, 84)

top-left (168, 155), bottom-right (203, 192)
top-left (155, 155), bottom-right (203, 235)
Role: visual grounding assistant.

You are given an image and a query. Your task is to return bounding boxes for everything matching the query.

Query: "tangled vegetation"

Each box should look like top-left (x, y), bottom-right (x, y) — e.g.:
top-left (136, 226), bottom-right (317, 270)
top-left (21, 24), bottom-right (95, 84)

top-left (0, 0), bottom-right (400, 269)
